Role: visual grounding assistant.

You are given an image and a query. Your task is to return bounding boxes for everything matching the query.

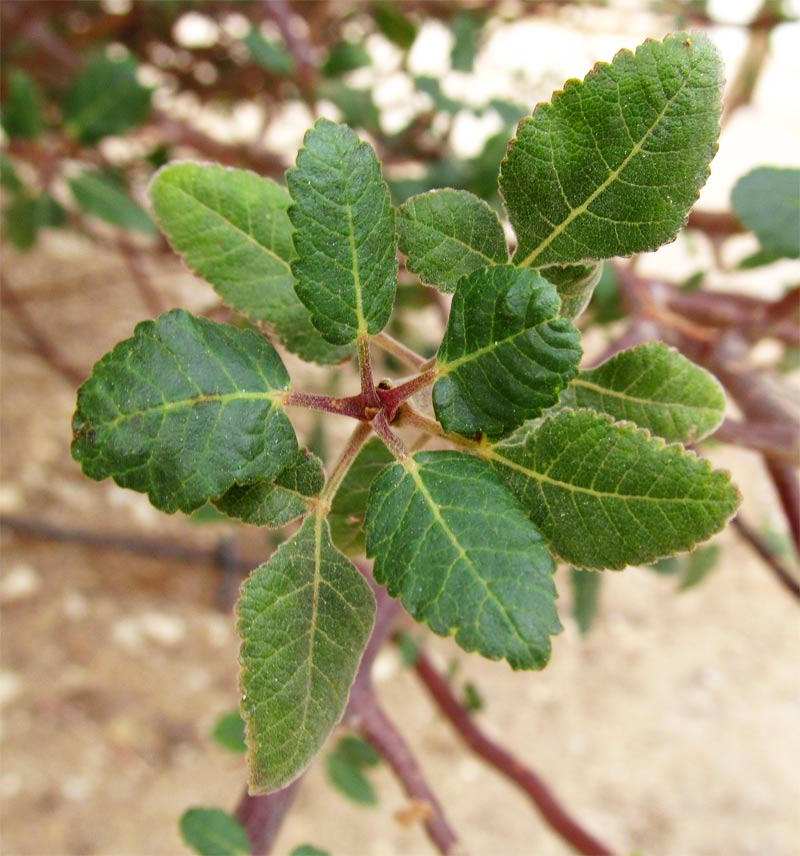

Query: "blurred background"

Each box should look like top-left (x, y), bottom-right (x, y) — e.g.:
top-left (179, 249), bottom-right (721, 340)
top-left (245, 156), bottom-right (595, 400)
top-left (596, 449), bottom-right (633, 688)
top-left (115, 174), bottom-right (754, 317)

top-left (1, 1), bottom-right (799, 854)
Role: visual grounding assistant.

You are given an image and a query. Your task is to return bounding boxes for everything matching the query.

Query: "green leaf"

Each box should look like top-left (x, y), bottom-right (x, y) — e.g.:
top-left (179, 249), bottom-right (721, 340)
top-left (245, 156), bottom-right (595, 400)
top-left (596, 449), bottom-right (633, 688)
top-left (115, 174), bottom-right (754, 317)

top-left (180, 807), bottom-right (251, 856)
top-left (501, 33), bottom-right (723, 267)
top-left (570, 568), bottom-right (602, 635)
top-left (488, 409), bottom-right (741, 570)
top-left (323, 41), bottom-right (372, 77)
top-left (3, 193), bottom-right (65, 250)
top-left (450, 13), bottom-right (483, 72)
top-left (365, 451), bottom-right (561, 669)
top-left (398, 190), bottom-right (508, 293)
top-left (1, 70), bottom-right (44, 139)
top-left (290, 847), bottom-right (329, 856)
top-left (414, 76), bottom-right (462, 115)
top-left (287, 119), bottom-right (397, 345)
top-left (329, 439), bottom-right (393, 556)
top-left (64, 53), bottom-right (152, 145)
top-left (679, 544), bottom-right (720, 591)
top-left (69, 170), bottom-right (156, 236)
top-left (326, 735), bottom-right (380, 806)
top-left (243, 28), bottom-right (295, 75)
top-left (433, 266), bottom-right (582, 438)
top-left (540, 262), bottom-right (603, 320)
top-left (560, 342), bottom-right (726, 443)
top-left (215, 449), bottom-right (324, 527)
top-left (0, 155), bottom-right (23, 192)
top-left (71, 310), bottom-right (297, 514)
top-left (319, 83), bottom-right (381, 133)
top-left (211, 711), bottom-right (247, 754)
top-left (239, 516), bottom-right (375, 793)
top-left (150, 163), bottom-right (350, 365)
top-left (462, 681), bottom-right (485, 713)
top-left (374, 2), bottom-right (418, 49)
top-left (731, 167), bottom-right (800, 259)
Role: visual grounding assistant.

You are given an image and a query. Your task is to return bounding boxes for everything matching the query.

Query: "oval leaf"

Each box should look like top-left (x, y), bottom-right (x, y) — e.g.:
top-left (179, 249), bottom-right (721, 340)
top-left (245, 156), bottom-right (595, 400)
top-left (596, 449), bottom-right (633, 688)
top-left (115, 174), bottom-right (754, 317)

top-left (180, 808), bottom-right (251, 856)
top-left (501, 33), bottom-right (723, 267)
top-left (561, 342), bottom-right (726, 442)
top-left (488, 409), bottom-right (741, 570)
top-left (365, 451), bottom-right (561, 670)
top-left (287, 119), bottom-right (397, 345)
top-left (433, 266), bottom-right (582, 437)
top-left (731, 167), bottom-right (800, 259)
top-left (71, 310), bottom-right (297, 514)
top-left (398, 189), bottom-right (508, 293)
top-left (69, 170), bottom-right (156, 236)
top-left (239, 516), bottom-right (375, 792)
top-left (150, 162), bottom-right (350, 365)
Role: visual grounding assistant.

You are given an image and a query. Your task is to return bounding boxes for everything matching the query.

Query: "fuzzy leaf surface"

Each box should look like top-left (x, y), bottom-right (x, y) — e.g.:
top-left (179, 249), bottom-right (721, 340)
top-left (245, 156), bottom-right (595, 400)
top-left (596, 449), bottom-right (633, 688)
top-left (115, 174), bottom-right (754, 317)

top-left (540, 262), bottom-right (603, 320)
top-left (150, 163), bottom-right (349, 364)
top-left (329, 439), bottom-right (393, 556)
top-left (69, 170), bottom-right (156, 235)
top-left (238, 516), bottom-right (375, 792)
top-left (215, 449), bottom-right (324, 527)
top-left (489, 409), bottom-right (740, 569)
top-left (501, 33), bottom-right (723, 267)
top-left (434, 266), bottom-right (582, 437)
top-left (71, 310), bottom-right (297, 514)
top-left (398, 189), bottom-right (508, 292)
top-left (365, 451), bottom-right (560, 669)
top-left (731, 167), bottom-right (800, 259)
top-left (287, 119), bottom-right (397, 344)
top-left (180, 808), bottom-right (251, 856)
top-left (560, 342), bottom-right (726, 442)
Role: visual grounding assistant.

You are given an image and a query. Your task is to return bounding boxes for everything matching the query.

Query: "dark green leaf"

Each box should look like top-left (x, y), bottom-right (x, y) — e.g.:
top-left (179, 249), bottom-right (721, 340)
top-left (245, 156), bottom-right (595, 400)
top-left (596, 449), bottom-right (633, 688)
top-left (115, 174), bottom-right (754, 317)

top-left (239, 516), bottom-right (375, 792)
top-left (560, 342), bottom-right (726, 443)
top-left (211, 711), bottom-right (247, 754)
top-left (64, 53), bottom-right (152, 145)
top-left (180, 807), bottom-right (251, 856)
top-left (326, 736), bottom-right (380, 806)
top-left (1, 70), bottom-right (44, 139)
top-left (592, 263), bottom-right (624, 323)
top-left (323, 41), bottom-right (372, 77)
top-left (398, 189), bottom-right (508, 293)
top-left (150, 162), bottom-right (350, 365)
top-left (501, 33), bottom-right (723, 267)
top-left (3, 193), bottom-right (65, 250)
top-left (329, 439), bottom-right (393, 556)
top-left (0, 155), bottom-right (23, 192)
top-left (489, 409), bottom-right (741, 570)
top-left (731, 166), bottom-right (800, 259)
top-left (540, 262), bottom-right (603, 320)
top-left (450, 13), bottom-right (483, 72)
top-left (69, 170), bottom-right (156, 235)
top-left (243, 28), bottom-right (295, 75)
top-left (570, 568), bottom-right (602, 635)
top-left (374, 2), bottom-right (417, 49)
top-left (71, 310), bottom-right (297, 514)
top-left (215, 449), bottom-right (324, 527)
top-left (395, 631), bottom-right (420, 666)
top-left (288, 119), bottom-right (397, 345)
top-left (366, 451), bottom-right (561, 670)
top-left (433, 266), bottom-right (582, 437)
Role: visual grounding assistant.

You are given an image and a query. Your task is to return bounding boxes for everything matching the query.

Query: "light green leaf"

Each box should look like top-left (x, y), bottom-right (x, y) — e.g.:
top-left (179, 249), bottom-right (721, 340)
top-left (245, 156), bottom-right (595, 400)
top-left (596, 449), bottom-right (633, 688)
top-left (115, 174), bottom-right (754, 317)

top-left (239, 516), bottom-right (375, 793)
top-left (1, 70), bottom-right (44, 139)
top-left (570, 568), bottom-right (602, 636)
top-left (69, 170), bottom-right (156, 235)
top-left (180, 807), bottom-right (251, 856)
top-left (501, 33), bottom-right (723, 267)
top-left (64, 53), bottom-right (152, 145)
top-left (540, 262), bottom-right (603, 320)
top-left (433, 266), bottom-right (582, 437)
top-left (71, 310), bottom-right (297, 514)
top-left (561, 342), bottom-right (726, 443)
top-left (450, 13), bottom-right (483, 72)
top-left (679, 544), bottom-right (721, 591)
top-left (243, 27), bottom-right (295, 75)
top-left (365, 451), bottom-right (560, 670)
top-left (287, 119), bottom-right (397, 345)
top-left (290, 847), bottom-right (330, 856)
top-left (329, 439), bottom-right (393, 556)
top-left (488, 409), bottom-right (741, 570)
top-left (150, 163), bottom-right (350, 365)
top-left (398, 189), bottom-right (508, 293)
top-left (3, 193), bottom-right (65, 250)
top-left (731, 167), bottom-right (800, 259)
top-left (326, 735), bottom-right (380, 806)
top-left (215, 449), bottom-right (324, 527)
top-left (211, 710), bottom-right (247, 754)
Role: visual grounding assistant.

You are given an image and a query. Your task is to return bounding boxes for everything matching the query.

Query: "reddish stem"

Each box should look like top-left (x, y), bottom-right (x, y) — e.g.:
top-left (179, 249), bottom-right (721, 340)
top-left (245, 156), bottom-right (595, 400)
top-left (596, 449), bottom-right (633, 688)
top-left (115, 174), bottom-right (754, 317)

top-left (413, 651), bottom-right (613, 856)
top-left (235, 779), bottom-right (302, 856)
top-left (378, 368), bottom-right (439, 419)
top-left (282, 390), bottom-right (367, 420)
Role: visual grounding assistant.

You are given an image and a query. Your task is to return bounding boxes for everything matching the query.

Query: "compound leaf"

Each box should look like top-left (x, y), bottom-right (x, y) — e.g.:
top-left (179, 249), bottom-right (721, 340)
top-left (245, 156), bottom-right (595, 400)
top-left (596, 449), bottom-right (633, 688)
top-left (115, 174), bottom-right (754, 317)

top-left (215, 449), bottom-right (324, 527)
top-left (239, 516), bottom-right (375, 793)
top-left (488, 409), bottom-right (740, 570)
top-left (71, 310), bottom-right (297, 514)
top-left (69, 170), bottom-right (156, 235)
top-left (731, 167), bottom-right (800, 259)
top-left (287, 119), bottom-right (397, 345)
top-left (398, 189), bottom-right (508, 293)
top-left (365, 451), bottom-right (560, 670)
top-left (433, 266), bottom-right (582, 437)
top-left (329, 439), bottom-right (393, 556)
top-left (150, 162), bottom-right (350, 365)
top-left (64, 53), bottom-right (152, 145)
top-left (501, 33), bottom-right (723, 267)
top-left (560, 342), bottom-right (725, 443)
top-left (180, 808), bottom-right (251, 856)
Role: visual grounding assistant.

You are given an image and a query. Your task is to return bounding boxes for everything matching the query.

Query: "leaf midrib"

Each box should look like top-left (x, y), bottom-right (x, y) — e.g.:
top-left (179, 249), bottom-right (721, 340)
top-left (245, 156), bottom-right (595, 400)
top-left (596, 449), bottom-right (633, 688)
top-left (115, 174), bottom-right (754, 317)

top-left (437, 318), bottom-right (554, 375)
top-left (571, 377), bottom-right (717, 415)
